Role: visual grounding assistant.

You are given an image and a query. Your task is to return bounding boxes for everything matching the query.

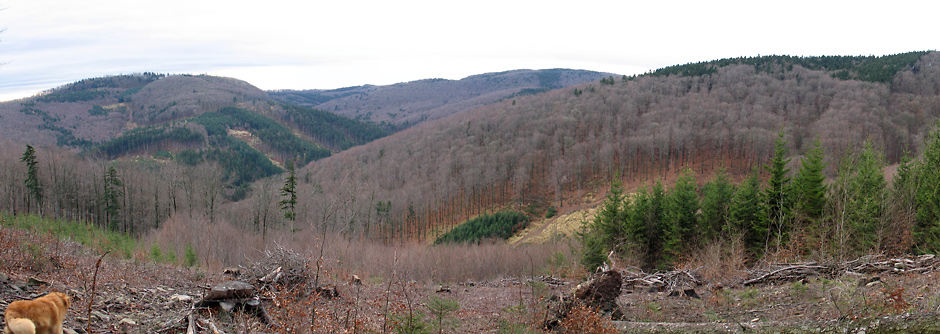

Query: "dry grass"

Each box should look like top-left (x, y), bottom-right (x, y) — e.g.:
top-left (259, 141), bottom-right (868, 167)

top-left (142, 211), bottom-right (582, 284)
top-left (9, 220), bottom-right (940, 333)
top-left (512, 207), bottom-right (596, 245)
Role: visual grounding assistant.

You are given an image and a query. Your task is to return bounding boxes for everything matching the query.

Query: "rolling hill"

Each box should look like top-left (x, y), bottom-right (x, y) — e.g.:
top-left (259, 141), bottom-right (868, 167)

top-left (268, 69), bottom-right (615, 129)
top-left (0, 73), bottom-right (389, 188)
top-left (276, 51), bottom-right (940, 242)
top-left (1, 53), bottom-right (939, 246)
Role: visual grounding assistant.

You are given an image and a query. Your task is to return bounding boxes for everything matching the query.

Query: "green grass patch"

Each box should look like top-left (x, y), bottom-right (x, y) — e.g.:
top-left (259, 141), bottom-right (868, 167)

top-left (0, 213), bottom-right (137, 258)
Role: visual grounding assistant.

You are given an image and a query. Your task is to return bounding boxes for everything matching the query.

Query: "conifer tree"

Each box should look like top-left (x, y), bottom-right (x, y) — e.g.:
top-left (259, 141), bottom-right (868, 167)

top-left (729, 171), bottom-right (766, 257)
top-left (664, 170), bottom-right (700, 250)
top-left (764, 129), bottom-right (792, 252)
top-left (102, 165), bottom-right (124, 231)
top-left (700, 169), bottom-right (733, 241)
top-left (581, 179), bottom-right (625, 270)
top-left (279, 159), bottom-right (298, 225)
top-left (792, 139), bottom-right (827, 220)
top-left (629, 182), bottom-right (667, 271)
top-left (891, 152), bottom-right (921, 254)
top-left (596, 178), bottom-right (626, 245)
top-left (913, 124), bottom-right (940, 252)
top-left (20, 144), bottom-right (43, 216)
top-left (832, 139), bottom-right (886, 255)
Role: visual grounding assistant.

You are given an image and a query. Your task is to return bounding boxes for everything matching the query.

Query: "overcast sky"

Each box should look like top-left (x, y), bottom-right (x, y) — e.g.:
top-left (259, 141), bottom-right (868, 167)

top-left (1, 0), bottom-right (937, 101)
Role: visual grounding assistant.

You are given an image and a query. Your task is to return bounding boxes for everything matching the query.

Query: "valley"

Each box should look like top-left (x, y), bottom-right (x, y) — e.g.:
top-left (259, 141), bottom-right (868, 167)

top-left (2, 51), bottom-right (940, 332)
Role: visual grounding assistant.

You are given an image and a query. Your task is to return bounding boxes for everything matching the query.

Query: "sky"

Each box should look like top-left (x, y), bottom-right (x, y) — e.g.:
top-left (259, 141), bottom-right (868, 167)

top-left (1, 0), bottom-right (938, 102)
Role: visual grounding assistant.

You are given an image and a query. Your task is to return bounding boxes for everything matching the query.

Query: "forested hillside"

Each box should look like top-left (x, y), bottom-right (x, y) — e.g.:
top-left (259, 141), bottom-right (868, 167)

top-left (5, 53), bottom-right (940, 333)
top-left (0, 73), bottom-right (388, 196)
top-left (278, 52), bottom-right (940, 245)
top-left (268, 69), bottom-right (614, 130)
top-left (2, 53), bottom-right (939, 268)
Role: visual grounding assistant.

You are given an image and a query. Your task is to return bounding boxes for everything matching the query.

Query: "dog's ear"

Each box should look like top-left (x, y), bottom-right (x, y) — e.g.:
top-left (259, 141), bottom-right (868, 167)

top-left (53, 292), bottom-right (71, 308)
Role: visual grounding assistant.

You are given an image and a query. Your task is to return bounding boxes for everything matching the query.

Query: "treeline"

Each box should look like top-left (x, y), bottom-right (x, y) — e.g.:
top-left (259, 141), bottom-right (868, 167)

top-left (650, 51), bottom-right (929, 83)
top-left (41, 73), bottom-right (164, 94)
top-left (35, 73), bottom-right (164, 103)
top-left (37, 89), bottom-right (110, 103)
top-left (434, 211), bottom-right (528, 244)
top-left (582, 125), bottom-right (940, 271)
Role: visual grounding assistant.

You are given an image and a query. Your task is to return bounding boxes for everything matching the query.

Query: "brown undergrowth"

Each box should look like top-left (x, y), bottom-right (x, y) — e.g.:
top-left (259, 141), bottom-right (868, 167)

top-left (6, 223), bottom-right (940, 333)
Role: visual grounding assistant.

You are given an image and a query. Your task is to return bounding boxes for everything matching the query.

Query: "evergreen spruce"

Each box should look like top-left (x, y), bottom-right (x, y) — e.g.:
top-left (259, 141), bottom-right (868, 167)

top-left (764, 130), bottom-right (792, 252)
top-left (729, 171), bottom-right (766, 257)
top-left (839, 140), bottom-right (886, 254)
top-left (580, 179), bottom-right (625, 270)
top-left (629, 182), bottom-right (667, 271)
top-left (913, 124), bottom-right (940, 253)
top-left (102, 165), bottom-right (124, 231)
top-left (664, 170), bottom-right (700, 251)
top-left (279, 159), bottom-right (298, 224)
top-left (700, 169), bottom-right (734, 241)
top-left (793, 139), bottom-right (828, 220)
top-left (20, 145), bottom-right (43, 216)
top-left (595, 178), bottom-right (626, 252)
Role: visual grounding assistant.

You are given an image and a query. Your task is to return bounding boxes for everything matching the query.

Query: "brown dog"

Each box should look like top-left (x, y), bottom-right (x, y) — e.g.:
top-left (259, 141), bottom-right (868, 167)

top-left (4, 292), bottom-right (71, 334)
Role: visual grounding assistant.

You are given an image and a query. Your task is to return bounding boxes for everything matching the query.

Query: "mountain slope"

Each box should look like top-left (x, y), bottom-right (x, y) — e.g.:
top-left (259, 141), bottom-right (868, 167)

top-left (282, 52), bottom-right (940, 242)
top-left (268, 69), bottom-right (615, 129)
top-left (0, 74), bottom-right (389, 189)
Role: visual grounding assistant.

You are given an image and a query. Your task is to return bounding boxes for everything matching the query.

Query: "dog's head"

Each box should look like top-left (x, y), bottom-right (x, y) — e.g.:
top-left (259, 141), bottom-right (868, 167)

top-left (47, 292), bottom-right (71, 310)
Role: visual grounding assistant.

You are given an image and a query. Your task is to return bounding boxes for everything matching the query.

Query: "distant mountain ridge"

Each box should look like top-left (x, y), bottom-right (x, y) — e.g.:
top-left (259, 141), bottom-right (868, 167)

top-left (268, 69), bottom-right (615, 129)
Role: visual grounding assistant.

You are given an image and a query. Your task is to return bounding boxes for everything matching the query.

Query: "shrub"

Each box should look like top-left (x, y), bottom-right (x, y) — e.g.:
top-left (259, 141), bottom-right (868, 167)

top-left (150, 242), bottom-right (164, 263)
top-left (184, 243), bottom-right (198, 267)
top-left (545, 206), bottom-right (557, 219)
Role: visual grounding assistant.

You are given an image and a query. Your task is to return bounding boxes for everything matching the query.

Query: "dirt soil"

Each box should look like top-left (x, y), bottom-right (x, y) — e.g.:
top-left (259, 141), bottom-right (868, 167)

top-left (4, 226), bottom-right (940, 333)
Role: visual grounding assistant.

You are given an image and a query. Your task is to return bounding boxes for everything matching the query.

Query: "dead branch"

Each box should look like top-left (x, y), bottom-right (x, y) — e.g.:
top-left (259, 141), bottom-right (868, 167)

top-left (743, 265), bottom-right (831, 286)
top-left (199, 318), bottom-right (226, 334)
top-left (187, 313), bottom-right (195, 334)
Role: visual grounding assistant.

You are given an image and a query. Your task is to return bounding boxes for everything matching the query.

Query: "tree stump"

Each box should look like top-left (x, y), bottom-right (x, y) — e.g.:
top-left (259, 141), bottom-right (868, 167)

top-left (195, 280), bottom-right (274, 325)
top-left (574, 270), bottom-right (622, 313)
top-left (203, 281), bottom-right (255, 300)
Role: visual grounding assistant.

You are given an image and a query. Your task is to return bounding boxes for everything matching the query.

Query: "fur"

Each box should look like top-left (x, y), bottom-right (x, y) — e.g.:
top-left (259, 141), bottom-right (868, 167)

top-left (3, 292), bottom-right (70, 334)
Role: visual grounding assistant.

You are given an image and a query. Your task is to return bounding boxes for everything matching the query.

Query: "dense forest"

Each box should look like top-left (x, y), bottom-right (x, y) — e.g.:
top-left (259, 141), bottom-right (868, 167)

top-left (1, 52), bottom-right (939, 270)
top-left (283, 52), bottom-right (940, 245)
top-left (581, 125), bottom-right (940, 272)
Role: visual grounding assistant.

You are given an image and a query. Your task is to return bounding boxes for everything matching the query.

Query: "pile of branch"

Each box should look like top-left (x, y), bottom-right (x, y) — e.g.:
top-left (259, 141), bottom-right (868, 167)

top-left (621, 268), bottom-right (703, 292)
top-left (743, 254), bottom-right (940, 286)
top-left (238, 247), bottom-right (310, 288)
top-left (533, 275), bottom-right (570, 287)
top-left (844, 254), bottom-right (940, 274)
top-left (743, 264), bottom-right (834, 286)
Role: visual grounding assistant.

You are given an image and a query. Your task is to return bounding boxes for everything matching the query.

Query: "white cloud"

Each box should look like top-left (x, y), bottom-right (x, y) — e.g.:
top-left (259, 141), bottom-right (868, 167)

top-left (1, 0), bottom-right (938, 101)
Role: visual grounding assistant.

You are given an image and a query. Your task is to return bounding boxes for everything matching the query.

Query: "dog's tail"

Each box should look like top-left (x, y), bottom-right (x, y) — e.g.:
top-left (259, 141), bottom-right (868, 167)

top-left (5, 318), bottom-right (36, 334)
